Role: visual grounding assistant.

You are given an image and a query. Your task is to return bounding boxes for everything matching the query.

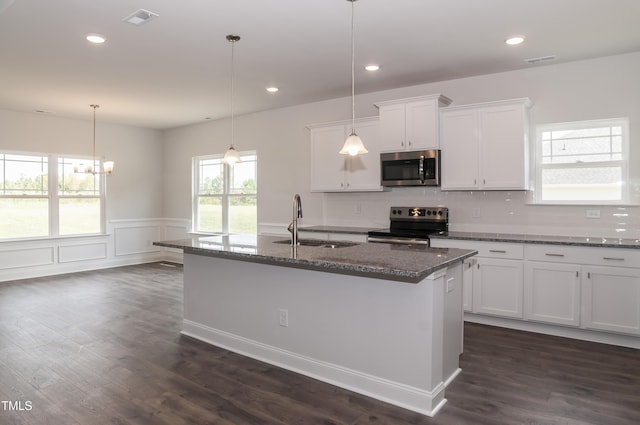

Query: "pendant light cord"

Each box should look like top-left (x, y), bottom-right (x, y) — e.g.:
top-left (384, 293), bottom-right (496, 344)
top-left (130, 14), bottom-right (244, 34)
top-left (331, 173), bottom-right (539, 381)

top-left (350, 0), bottom-right (356, 135)
top-left (91, 104), bottom-right (98, 169)
top-left (230, 38), bottom-right (235, 149)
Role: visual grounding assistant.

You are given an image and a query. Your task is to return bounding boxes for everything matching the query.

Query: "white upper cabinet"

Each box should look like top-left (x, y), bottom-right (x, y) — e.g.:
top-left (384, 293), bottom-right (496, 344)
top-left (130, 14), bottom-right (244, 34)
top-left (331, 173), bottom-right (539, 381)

top-left (309, 117), bottom-right (383, 192)
top-left (375, 94), bottom-right (452, 152)
top-left (440, 98), bottom-right (532, 190)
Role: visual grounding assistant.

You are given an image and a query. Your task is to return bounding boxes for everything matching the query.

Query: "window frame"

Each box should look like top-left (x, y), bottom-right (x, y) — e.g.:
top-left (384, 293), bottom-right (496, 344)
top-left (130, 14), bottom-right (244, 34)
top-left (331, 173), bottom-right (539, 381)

top-left (192, 151), bottom-right (257, 235)
top-left (0, 150), bottom-right (107, 241)
top-left (533, 118), bottom-right (630, 205)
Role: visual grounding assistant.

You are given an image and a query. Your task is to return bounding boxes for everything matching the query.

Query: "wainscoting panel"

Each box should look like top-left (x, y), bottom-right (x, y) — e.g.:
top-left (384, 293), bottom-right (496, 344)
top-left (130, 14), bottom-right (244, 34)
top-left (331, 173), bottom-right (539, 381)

top-left (58, 242), bottom-right (108, 263)
top-left (114, 225), bottom-right (162, 257)
top-left (0, 246), bottom-right (54, 270)
top-left (0, 218), bottom-right (189, 282)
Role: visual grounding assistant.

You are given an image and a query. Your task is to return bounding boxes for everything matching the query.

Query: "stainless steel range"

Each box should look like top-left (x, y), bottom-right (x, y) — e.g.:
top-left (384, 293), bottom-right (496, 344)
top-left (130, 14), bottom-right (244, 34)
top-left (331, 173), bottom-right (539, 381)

top-left (367, 206), bottom-right (449, 246)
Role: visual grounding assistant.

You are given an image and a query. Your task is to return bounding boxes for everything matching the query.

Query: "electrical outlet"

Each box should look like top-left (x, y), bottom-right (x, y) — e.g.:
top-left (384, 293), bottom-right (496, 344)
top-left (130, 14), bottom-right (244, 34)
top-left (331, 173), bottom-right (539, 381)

top-left (472, 208), bottom-right (481, 218)
top-left (355, 203), bottom-right (362, 216)
top-left (586, 209), bottom-right (601, 219)
top-left (278, 308), bottom-right (289, 327)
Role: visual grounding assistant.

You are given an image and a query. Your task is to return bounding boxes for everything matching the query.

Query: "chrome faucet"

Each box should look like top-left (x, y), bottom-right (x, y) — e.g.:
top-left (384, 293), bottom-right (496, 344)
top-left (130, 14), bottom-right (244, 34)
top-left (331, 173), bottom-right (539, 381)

top-left (288, 193), bottom-right (303, 246)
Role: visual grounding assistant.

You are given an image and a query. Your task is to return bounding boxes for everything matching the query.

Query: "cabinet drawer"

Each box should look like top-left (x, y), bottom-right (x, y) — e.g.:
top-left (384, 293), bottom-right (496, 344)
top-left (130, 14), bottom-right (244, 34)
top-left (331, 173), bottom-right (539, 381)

top-left (431, 239), bottom-right (523, 259)
top-left (526, 244), bottom-right (640, 268)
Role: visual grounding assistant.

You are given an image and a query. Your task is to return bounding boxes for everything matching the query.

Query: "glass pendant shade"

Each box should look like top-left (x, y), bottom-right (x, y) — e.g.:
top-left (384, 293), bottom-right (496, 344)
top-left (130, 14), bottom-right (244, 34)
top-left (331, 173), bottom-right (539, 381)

top-left (339, 132), bottom-right (368, 156)
top-left (223, 146), bottom-right (241, 165)
top-left (103, 161), bottom-right (115, 174)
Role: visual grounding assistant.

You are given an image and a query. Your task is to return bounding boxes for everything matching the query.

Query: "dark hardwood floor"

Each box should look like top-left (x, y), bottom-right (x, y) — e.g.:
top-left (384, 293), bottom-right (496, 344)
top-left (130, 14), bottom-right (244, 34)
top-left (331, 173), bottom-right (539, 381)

top-left (0, 263), bottom-right (638, 425)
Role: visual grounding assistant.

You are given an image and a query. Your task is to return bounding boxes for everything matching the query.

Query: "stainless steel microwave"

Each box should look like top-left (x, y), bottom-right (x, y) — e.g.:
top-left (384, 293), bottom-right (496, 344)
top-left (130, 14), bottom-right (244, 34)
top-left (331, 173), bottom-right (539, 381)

top-left (380, 150), bottom-right (441, 187)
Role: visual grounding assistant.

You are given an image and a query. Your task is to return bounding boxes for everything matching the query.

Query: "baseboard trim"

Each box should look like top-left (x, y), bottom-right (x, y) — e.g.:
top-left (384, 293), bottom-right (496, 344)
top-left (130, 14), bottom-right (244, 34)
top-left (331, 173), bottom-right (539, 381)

top-left (464, 313), bottom-right (640, 349)
top-left (181, 319), bottom-right (446, 417)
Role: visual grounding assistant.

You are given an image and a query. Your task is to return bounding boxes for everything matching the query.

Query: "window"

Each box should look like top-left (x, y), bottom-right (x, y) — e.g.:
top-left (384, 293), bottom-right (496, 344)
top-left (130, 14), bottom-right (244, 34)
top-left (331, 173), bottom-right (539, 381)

top-left (0, 154), bottom-right (49, 238)
top-left (0, 152), bottom-right (106, 240)
top-left (193, 152), bottom-right (257, 234)
top-left (535, 118), bottom-right (629, 204)
top-left (58, 157), bottom-right (103, 235)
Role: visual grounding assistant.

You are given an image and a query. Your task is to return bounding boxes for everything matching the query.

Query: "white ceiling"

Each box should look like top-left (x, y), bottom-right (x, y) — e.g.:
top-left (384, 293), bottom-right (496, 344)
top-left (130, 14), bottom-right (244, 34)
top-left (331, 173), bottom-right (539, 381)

top-left (1, 0), bottom-right (639, 130)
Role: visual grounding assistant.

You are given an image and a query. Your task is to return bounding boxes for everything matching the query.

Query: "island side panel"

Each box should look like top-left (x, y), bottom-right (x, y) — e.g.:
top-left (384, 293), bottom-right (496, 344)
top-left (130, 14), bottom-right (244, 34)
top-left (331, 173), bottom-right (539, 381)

top-left (182, 252), bottom-right (458, 416)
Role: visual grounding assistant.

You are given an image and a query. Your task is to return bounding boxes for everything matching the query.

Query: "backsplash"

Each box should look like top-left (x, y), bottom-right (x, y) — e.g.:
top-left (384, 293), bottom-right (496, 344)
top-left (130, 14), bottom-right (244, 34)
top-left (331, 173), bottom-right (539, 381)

top-left (320, 188), bottom-right (640, 240)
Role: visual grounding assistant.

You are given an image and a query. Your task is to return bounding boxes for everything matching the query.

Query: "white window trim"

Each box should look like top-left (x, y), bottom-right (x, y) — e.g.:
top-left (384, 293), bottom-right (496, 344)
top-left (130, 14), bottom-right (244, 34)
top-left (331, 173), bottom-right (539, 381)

top-left (192, 151), bottom-right (257, 235)
top-left (533, 118), bottom-right (630, 205)
top-left (0, 151), bottom-right (107, 241)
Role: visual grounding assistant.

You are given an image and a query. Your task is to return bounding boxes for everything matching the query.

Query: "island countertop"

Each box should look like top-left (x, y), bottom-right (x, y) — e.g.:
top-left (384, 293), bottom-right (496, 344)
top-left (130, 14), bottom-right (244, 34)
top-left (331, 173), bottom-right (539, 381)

top-left (154, 235), bottom-right (477, 284)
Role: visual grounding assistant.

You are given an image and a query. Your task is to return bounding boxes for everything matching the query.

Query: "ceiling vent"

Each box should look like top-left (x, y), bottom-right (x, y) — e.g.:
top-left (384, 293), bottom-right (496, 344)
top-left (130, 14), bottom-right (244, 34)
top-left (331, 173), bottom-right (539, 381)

top-left (123, 9), bottom-right (159, 26)
top-left (525, 55), bottom-right (558, 65)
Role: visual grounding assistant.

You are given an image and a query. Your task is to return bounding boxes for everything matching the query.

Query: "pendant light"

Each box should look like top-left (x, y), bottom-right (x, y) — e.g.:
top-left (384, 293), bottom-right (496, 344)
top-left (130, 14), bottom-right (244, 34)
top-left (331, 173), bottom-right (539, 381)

top-left (339, 0), bottom-right (368, 156)
top-left (223, 34), bottom-right (242, 166)
top-left (74, 104), bottom-right (114, 175)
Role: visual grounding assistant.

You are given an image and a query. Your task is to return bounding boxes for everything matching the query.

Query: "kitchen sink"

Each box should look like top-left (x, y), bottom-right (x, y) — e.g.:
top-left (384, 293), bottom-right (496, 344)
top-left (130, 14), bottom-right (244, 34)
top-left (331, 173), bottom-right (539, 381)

top-left (273, 238), bottom-right (359, 248)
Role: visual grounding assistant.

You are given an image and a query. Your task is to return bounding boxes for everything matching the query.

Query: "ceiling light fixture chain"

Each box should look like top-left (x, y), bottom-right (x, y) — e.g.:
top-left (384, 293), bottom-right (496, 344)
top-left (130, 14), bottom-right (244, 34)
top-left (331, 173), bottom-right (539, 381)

top-left (91, 104), bottom-right (98, 171)
top-left (74, 104), bottom-right (114, 175)
top-left (339, 0), bottom-right (368, 156)
top-left (223, 34), bottom-right (242, 165)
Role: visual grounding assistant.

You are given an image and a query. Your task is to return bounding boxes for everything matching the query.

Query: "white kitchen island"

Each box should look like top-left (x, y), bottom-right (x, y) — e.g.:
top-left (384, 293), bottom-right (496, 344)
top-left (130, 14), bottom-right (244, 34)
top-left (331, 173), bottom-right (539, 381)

top-left (154, 235), bottom-right (476, 416)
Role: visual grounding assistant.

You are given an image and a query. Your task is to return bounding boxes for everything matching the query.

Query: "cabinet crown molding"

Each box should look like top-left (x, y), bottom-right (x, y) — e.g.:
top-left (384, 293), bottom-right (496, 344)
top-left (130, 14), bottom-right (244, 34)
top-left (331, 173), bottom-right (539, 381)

top-left (374, 94), bottom-right (452, 109)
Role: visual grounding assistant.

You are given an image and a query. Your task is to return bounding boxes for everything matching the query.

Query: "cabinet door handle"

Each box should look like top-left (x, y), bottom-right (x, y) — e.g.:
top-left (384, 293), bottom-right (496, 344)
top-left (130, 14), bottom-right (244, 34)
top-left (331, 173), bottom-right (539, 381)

top-left (489, 249), bottom-right (507, 253)
top-left (401, 141), bottom-right (404, 148)
top-left (576, 271), bottom-right (579, 278)
top-left (603, 257), bottom-right (625, 261)
top-left (408, 140), bottom-right (412, 147)
top-left (545, 253), bottom-right (565, 257)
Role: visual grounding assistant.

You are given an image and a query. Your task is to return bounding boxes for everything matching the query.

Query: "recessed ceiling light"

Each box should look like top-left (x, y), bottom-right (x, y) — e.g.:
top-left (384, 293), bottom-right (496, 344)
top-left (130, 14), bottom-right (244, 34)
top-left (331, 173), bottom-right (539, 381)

top-left (365, 64), bottom-right (380, 71)
top-left (505, 36), bottom-right (525, 46)
top-left (266, 87), bottom-right (279, 93)
top-left (86, 33), bottom-right (106, 44)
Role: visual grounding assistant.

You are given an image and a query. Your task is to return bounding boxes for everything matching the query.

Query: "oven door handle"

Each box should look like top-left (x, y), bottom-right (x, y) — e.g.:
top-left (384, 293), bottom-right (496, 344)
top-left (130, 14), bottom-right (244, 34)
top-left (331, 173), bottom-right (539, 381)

top-left (367, 236), bottom-right (430, 245)
top-left (419, 155), bottom-right (425, 184)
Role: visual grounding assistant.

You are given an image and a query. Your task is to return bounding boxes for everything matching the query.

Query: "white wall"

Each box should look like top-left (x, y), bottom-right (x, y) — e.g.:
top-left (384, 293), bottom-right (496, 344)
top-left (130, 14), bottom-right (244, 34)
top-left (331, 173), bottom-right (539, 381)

top-left (0, 109), bottom-right (165, 220)
top-left (0, 109), bottom-right (187, 281)
top-left (163, 52), bottom-right (640, 239)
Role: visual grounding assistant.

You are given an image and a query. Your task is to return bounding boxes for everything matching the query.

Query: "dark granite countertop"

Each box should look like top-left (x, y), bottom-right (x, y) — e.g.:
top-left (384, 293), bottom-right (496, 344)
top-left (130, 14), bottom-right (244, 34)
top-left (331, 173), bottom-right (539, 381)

top-left (154, 234), bottom-right (477, 284)
top-left (430, 231), bottom-right (640, 249)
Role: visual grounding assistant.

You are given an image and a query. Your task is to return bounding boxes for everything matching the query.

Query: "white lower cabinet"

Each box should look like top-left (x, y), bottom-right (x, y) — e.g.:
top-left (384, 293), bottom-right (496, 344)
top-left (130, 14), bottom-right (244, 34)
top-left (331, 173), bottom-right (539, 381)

top-left (432, 239), bottom-right (640, 340)
top-left (582, 266), bottom-right (640, 335)
top-left (473, 258), bottom-right (523, 318)
top-left (524, 262), bottom-right (581, 327)
top-left (430, 239), bottom-right (524, 318)
top-left (461, 257), bottom-right (475, 312)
